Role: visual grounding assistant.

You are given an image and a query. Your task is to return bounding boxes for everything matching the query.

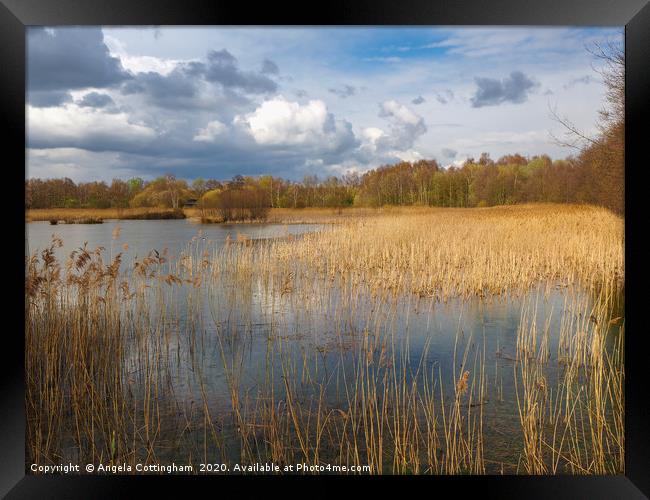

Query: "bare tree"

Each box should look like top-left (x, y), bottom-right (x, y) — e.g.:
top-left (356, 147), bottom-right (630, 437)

top-left (165, 174), bottom-right (181, 209)
top-left (549, 39), bottom-right (624, 214)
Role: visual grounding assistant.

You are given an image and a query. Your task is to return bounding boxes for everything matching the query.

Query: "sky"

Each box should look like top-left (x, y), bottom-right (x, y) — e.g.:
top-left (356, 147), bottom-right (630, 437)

top-left (26, 26), bottom-right (623, 183)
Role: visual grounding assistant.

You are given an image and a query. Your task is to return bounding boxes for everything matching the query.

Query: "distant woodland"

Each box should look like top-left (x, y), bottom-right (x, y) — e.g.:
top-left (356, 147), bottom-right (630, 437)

top-left (26, 44), bottom-right (623, 216)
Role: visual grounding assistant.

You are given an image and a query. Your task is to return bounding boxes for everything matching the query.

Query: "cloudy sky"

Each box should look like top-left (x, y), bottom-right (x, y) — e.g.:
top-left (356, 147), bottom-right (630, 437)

top-left (26, 26), bottom-right (623, 182)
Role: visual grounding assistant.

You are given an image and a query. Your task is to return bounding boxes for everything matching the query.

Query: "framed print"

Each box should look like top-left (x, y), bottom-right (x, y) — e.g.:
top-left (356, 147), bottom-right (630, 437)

top-left (2, 0), bottom-right (649, 497)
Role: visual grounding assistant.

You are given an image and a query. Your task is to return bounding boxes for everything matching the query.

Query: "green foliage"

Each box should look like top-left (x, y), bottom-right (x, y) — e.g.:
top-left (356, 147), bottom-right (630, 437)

top-left (63, 197), bottom-right (79, 208)
top-left (127, 177), bottom-right (144, 194)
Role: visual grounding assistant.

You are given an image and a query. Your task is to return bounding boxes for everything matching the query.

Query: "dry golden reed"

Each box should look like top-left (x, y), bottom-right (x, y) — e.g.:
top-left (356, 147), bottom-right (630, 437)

top-left (232, 204), bottom-right (623, 301)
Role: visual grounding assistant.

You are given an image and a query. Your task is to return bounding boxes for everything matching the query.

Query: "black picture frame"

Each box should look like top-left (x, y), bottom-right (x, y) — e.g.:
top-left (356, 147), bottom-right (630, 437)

top-left (2, 0), bottom-right (648, 497)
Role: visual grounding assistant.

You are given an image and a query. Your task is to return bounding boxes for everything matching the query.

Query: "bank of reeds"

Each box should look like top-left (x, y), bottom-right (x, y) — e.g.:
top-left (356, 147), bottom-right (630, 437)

top-left (231, 204), bottom-right (623, 303)
top-left (48, 216), bottom-right (104, 225)
top-left (27, 207), bottom-right (186, 222)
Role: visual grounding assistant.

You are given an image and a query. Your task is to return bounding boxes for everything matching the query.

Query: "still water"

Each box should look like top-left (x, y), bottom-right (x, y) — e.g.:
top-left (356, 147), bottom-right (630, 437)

top-left (26, 219), bottom-right (621, 474)
top-left (27, 219), bottom-right (321, 261)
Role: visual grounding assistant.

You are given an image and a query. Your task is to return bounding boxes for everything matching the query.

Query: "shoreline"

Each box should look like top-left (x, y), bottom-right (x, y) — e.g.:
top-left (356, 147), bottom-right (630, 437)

top-left (25, 203), bottom-right (616, 225)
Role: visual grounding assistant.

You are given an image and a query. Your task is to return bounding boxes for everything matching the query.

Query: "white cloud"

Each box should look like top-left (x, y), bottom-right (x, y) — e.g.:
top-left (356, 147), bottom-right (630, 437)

top-left (122, 55), bottom-right (184, 75)
top-left (242, 97), bottom-right (326, 145)
top-left (391, 150), bottom-right (423, 162)
top-left (443, 157), bottom-right (470, 169)
top-left (104, 34), bottom-right (185, 75)
top-left (379, 100), bottom-right (422, 126)
top-left (361, 127), bottom-right (385, 144)
top-left (193, 120), bottom-right (227, 142)
top-left (236, 96), bottom-right (356, 152)
top-left (375, 100), bottom-right (427, 151)
top-left (28, 104), bottom-right (157, 149)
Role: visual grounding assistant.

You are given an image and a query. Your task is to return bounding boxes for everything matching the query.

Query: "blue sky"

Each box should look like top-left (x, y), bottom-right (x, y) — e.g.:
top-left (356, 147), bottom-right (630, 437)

top-left (26, 26), bottom-right (623, 182)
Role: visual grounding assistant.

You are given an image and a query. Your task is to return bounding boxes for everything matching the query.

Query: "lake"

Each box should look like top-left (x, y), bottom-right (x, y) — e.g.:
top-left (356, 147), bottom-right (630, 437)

top-left (25, 219), bottom-right (623, 474)
top-left (27, 219), bottom-right (322, 261)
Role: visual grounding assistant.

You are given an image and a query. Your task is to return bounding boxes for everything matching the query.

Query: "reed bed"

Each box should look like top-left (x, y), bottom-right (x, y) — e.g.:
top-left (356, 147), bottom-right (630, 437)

top-left (25, 204), bottom-right (624, 474)
top-left (229, 204), bottom-right (623, 303)
top-left (27, 207), bottom-right (186, 222)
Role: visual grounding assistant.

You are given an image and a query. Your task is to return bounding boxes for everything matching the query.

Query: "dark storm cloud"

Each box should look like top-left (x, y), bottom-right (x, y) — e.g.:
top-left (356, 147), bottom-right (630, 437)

top-left (92, 124), bottom-right (360, 181)
top-left (119, 49), bottom-right (276, 106)
top-left (27, 125), bottom-right (156, 154)
top-left (261, 59), bottom-right (279, 75)
top-left (411, 95), bottom-right (426, 105)
top-left (28, 90), bottom-right (72, 108)
top-left (121, 81), bottom-right (146, 95)
top-left (470, 71), bottom-right (538, 108)
top-left (78, 92), bottom-right (115, 108)
top-left (118, 66), bottom-right (206, 110)
top-left (328, 85), bottom-right (357, 98)
top-left (134, 69), bottom-right (196, 99)
top-left (27, 27), bottom-right (131, 92)
top-left (186, 49), bottom-right (277, 93)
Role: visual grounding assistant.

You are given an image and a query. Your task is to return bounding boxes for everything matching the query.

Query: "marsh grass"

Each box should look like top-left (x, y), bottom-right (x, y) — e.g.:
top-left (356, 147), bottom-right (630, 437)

top-left (25, 204), bottom-right (623, 474)
top-left (514, 288), bottom-right (624, 474)
top-left (27, 207), bottom-right (186, 222)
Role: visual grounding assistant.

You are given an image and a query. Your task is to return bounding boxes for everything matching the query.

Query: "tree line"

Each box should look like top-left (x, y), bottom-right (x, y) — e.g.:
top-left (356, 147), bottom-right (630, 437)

top-left (24, 146), bottom-right (622, 216)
